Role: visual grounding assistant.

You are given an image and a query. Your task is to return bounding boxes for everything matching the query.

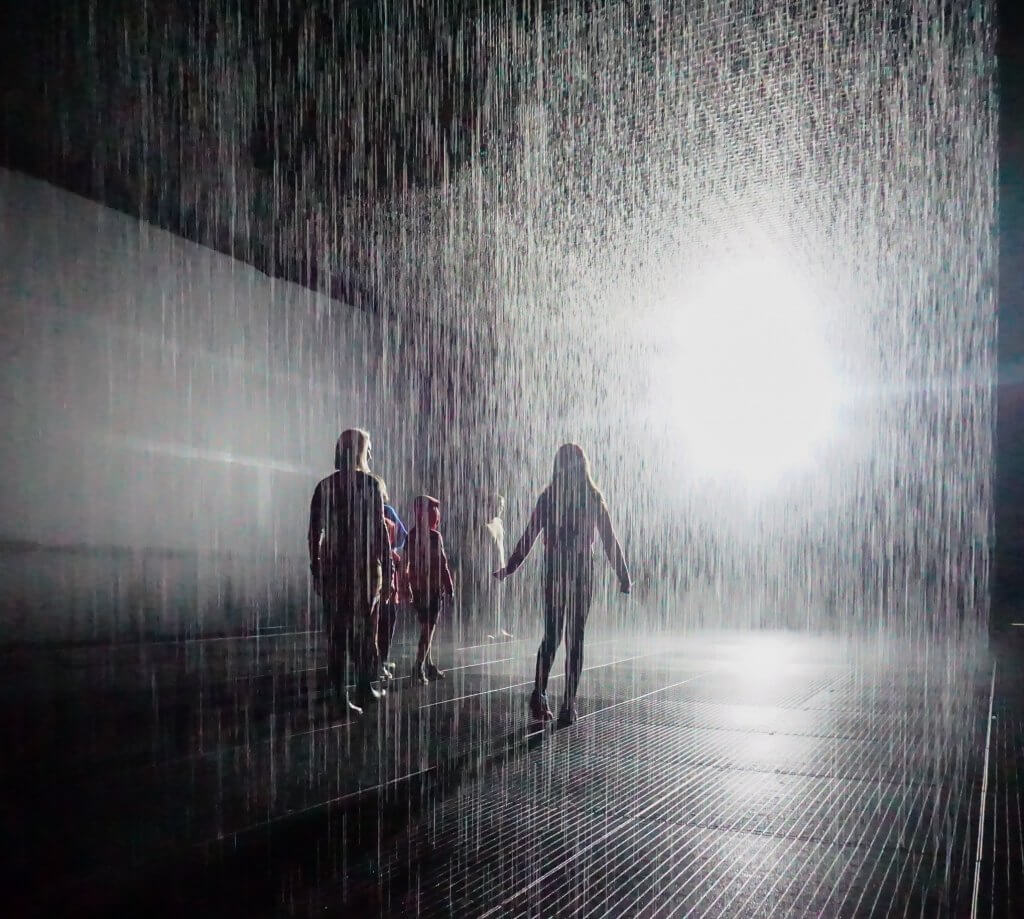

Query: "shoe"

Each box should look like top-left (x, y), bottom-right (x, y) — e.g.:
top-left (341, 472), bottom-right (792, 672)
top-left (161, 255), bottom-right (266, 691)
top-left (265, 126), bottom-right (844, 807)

top-left (380, 663), bottom-right (395, 682)
top-left (356, 683), bottom-right (385, 705)
top-left (424, 662), bottom-right (446, 681)
top-left (557, 703), bottom-right (578, 727)
top-left (499, 629), bottom-right (514, 640)
top-left (344, 693), bottom-right (364, 717)
top-left (413, 664), bottom-right (429, 685)
top-left (529, 690), bottom-right (554, 723)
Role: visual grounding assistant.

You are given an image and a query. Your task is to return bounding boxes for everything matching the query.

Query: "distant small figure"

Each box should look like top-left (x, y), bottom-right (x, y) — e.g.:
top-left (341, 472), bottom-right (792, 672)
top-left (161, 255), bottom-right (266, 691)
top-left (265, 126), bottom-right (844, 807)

top-left (464, 489), bottom-right (513, 641)
top-left (481, 493), bottom-right (513, 641)
top-left (494, 444), bottom-right (631, 727)
top-left (406, 494), bottom-right (455, 683)
top-left (377, 505), bottom-right (409, 681)
top-left (308, 428), bottom-right (394, 714)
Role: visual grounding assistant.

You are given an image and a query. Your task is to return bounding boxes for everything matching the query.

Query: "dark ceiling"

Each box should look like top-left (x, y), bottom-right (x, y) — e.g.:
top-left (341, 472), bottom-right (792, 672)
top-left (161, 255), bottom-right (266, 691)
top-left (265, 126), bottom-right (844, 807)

top-left (0, 1), bottom-right (555, 306)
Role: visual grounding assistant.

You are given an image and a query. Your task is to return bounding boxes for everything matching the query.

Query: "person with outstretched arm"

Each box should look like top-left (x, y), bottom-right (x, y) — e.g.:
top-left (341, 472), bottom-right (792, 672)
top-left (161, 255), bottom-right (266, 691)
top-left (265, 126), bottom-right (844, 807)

top-left (494, 443), bottom-right (631, 726)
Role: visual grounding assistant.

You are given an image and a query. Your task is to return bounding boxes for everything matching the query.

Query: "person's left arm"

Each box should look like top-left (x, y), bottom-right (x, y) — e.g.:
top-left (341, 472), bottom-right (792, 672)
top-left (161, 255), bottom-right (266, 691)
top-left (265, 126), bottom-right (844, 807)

top-left (597, 500), bottom-right (631, 593)
top-left (436, 533), bottom-right (456, 596)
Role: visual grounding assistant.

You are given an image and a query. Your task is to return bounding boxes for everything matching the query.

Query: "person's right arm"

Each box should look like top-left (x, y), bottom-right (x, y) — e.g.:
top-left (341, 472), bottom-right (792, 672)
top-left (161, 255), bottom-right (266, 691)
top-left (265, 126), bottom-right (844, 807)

top-left (495, 494), bottom-right (547, 579)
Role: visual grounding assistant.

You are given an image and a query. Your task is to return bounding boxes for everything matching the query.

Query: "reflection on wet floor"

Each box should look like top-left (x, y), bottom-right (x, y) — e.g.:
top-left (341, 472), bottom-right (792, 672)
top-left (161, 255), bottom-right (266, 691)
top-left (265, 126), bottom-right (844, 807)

top-left (5, 626), bottom-right (1006, 917)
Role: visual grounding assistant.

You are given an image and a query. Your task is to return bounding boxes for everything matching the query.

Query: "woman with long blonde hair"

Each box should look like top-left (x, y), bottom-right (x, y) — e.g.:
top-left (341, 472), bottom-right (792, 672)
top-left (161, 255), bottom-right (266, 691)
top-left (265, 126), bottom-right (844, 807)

top-left (494, 444), bottom-right (631, 725)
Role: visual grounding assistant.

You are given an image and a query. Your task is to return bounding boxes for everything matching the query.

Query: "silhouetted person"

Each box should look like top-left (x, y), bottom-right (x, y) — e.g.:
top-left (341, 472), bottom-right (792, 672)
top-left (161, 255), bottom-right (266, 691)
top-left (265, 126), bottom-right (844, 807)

top-left (406, 494), bottom-right (455, 683)
top-left (308, 428), bottom-right (394, 713)
top-left (494, 444), bottom-right (631, 726)
top-left (461, 488), bottom-right (512, 641)
top-left (378, 507), bottom-right (409, 680)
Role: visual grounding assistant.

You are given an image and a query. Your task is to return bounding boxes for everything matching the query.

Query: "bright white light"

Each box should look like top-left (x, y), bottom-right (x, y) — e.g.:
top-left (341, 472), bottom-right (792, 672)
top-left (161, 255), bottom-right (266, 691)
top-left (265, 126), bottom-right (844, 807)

top-left (658, 258), bottom-right (840, 484)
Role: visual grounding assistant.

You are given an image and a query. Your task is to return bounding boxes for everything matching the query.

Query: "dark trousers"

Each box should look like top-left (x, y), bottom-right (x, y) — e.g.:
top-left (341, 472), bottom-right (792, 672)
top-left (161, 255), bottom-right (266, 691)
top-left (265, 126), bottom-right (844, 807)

top-left (377, 600), bottom-right (398, 663)
top-left (414, 595), bottom-right (444, 667)
top-left (535, 554), bottom-right (594, 705)
top-left (322, 582), bottom-right (379, 693)
top-left (415, 595), bottom-right (444, 626)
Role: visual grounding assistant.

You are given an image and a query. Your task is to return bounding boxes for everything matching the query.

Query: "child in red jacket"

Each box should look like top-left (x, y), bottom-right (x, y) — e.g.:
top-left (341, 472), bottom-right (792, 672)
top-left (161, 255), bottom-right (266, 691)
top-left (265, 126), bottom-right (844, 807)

top-left (406, 495), bottom-right (455, 683)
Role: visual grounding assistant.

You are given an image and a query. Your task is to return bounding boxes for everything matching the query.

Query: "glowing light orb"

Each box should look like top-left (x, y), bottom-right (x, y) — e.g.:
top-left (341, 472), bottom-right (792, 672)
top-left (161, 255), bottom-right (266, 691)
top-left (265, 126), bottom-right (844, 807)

top-left (660, 258), bottom-right (840, 485)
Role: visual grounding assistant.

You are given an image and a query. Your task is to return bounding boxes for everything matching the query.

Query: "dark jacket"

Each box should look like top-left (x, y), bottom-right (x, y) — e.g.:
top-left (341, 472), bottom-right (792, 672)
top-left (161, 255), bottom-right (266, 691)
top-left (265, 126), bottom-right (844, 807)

top-left (308, 469), bottom-right (393, 593)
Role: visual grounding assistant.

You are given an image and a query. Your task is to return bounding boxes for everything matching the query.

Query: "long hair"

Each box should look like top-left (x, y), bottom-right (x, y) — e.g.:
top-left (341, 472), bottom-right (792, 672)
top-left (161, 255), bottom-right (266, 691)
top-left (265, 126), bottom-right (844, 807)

top-left (548, 443), bottom-right (602, 514)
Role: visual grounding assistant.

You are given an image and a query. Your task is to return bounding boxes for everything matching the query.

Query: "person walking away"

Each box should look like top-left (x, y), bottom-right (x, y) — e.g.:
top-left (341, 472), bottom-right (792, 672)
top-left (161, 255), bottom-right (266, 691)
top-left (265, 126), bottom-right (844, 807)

top-left (308, 428), bottom-right (394, 714)
top-left (493, 443), bottom-right (630, 727)
top-left (406, 495), bottom-right (455, 683)
top-left (378, 506), bottom-right (410, 680)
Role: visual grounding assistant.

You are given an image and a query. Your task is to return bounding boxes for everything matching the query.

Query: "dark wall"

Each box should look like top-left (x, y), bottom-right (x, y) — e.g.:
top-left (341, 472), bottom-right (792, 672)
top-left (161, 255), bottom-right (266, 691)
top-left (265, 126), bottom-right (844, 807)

top-left (996, 0), bottom-right (1024, 627)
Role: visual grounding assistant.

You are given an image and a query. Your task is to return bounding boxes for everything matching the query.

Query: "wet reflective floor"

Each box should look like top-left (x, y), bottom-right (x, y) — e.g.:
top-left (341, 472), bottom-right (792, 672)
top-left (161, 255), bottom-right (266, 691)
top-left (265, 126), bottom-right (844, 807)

top-left (4, 624), bottom-right (1018, 917)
